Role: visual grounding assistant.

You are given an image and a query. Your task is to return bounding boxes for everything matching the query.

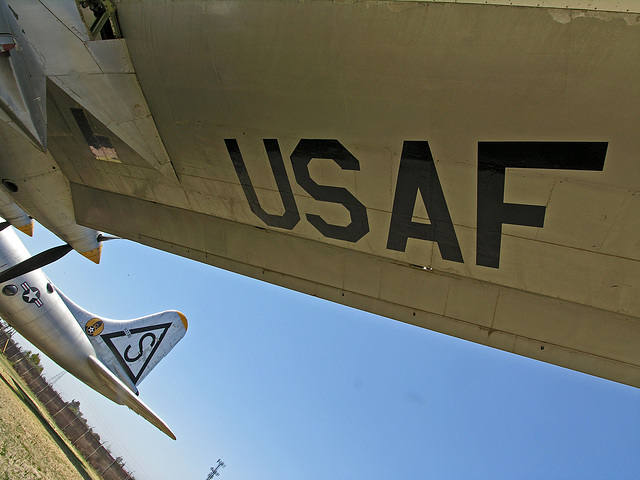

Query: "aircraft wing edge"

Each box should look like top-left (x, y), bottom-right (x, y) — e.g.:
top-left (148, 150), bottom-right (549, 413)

top-left (70, 183), bottom-right (640, 388)
top-left (87, 355), bottom-right (176, 440)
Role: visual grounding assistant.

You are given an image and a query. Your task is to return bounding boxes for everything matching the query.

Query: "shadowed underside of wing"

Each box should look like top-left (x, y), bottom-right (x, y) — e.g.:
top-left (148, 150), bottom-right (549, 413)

top-left (1, 1), bottom-right (639, 387)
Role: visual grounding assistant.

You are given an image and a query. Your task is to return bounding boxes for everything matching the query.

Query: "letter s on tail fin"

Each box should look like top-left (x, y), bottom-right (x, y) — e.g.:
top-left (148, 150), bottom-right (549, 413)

top-left (57, 289), bottom-right (187, 391)
top-left (93, 311), bottom-right (188, 389)
top-left (55, 290), bottom-right (186, 439)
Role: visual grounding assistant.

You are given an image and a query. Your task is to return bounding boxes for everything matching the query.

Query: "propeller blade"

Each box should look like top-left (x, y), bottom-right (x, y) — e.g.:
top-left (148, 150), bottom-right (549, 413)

top-left (0, 221), bottom-right (10, 231)
top-left (0, 244), bottom-right (73, 284)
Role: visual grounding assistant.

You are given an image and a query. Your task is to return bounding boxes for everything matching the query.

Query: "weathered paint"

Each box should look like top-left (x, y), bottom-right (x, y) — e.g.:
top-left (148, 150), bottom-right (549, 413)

top-left (1, 0), bottom-right (639, 386)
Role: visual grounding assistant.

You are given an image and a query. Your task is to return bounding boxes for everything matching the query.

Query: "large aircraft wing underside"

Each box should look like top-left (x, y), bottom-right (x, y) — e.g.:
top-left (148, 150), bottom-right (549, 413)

top-left (1, 1), bottom-right (639, 386)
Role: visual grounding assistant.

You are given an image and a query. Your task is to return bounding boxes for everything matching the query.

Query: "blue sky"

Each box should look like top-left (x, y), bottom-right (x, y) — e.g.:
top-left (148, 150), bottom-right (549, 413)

top-left (12, 224), bottom-right (640, 480)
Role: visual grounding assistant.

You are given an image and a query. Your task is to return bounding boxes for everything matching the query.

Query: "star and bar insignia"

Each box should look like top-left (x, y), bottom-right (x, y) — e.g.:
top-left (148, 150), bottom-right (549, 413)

top-left (21, 282), bottom-right (42, 308)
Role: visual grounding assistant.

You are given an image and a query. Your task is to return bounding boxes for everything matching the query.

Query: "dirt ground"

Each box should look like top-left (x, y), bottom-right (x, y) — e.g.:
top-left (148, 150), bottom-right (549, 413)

top-left (0, 356), bottom-right (99, 480)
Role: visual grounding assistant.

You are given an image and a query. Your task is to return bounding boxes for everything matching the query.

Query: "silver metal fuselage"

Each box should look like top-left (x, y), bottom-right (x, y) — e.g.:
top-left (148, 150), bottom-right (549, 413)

top-left (0, 227), bottom-right (111, 399)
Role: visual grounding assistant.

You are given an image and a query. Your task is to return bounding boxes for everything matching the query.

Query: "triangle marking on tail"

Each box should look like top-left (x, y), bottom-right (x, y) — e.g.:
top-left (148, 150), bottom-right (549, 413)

top-left (101, 323), bottom-right (172, 385)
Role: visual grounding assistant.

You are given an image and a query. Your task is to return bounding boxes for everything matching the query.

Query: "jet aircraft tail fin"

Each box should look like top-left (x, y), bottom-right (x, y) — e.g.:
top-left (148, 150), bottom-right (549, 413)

top-left (57, 289), bottom-right (187, 392)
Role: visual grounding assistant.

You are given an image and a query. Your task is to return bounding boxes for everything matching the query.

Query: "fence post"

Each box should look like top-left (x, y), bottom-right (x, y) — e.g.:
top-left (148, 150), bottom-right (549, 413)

top-left (72, 427), bottom-right (92, 447)
top-left (34, 382), bottom-right (51, 397)
top-left (86, 442), bottom-right (107, 460)
top-left (51, 401), bottom-right (70, 418)
top-left (100, 456), bottom-right (119, 477)
top-left (61, 414), bottom-right (78, 432)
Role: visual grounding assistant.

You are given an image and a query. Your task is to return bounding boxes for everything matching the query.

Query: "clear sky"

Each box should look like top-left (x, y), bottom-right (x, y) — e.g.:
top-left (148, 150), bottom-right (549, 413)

top-left (11, 224), bottom-right (640, 480)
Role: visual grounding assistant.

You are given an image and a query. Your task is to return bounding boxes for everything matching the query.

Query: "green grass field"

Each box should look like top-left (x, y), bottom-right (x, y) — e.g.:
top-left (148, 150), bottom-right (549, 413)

top-left (0, 354), bottom-right (102, 480)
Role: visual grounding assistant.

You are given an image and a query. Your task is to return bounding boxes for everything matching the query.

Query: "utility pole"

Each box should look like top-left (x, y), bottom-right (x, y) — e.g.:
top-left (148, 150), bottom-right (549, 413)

top-left (48, 371), bottom-right (67, 385)
top-left (206, 459), bottom-right (226, 479)
top-left (34, 371), bottom-right (66, 396)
